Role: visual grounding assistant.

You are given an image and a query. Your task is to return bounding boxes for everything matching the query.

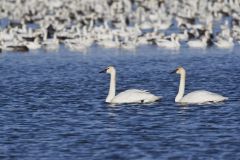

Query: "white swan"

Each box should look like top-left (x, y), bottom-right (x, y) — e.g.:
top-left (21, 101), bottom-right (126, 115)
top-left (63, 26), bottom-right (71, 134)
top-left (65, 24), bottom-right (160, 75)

top-left (42, 32), bottom-right (59, 51)
top-left (25, 37), bottom-right (41, 50)
top-left (214, 37), bottom-right (234, 49)
top-left (156, 34), bottom-right (180, 49)
top-left (172, 67), bottom-right (228, 104)
top-left (100, 66), bottom-right (161, 104)
top-left (187, 37), bottom-right (208, 48)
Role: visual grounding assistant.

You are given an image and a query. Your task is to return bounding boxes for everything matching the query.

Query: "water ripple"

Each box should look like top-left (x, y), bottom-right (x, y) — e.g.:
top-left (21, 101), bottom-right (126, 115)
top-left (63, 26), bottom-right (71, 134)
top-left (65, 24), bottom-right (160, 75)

top-left (0, 47), bottom-right (240, 159)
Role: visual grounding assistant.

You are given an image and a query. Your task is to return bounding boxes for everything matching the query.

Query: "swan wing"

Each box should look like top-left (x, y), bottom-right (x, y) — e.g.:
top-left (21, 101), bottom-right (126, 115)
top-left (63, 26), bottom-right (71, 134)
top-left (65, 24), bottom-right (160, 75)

top-left (187, 40), bottom-right (206, 48)
top-left (214, 40), bottom-right (233, 48)
top-left (180, 90), bottom-right (228, 104)
top-left (111, 89), bottom-right (161, 104)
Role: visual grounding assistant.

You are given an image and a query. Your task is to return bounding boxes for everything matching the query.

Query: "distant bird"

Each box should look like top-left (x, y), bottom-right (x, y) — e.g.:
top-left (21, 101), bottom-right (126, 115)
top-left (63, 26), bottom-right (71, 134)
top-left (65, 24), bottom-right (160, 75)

top-left (156, 34), bottom-right (180, 49)
top-left (187, 36), bottom-right (208, 48)
top-left (7, 45), bottom-right (29, 52)
top-left (214, 37), bottom-right (234, 49)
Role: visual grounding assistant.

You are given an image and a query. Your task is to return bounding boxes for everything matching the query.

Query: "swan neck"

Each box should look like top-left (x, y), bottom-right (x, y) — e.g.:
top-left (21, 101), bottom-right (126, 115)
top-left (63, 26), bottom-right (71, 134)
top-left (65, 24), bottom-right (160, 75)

top-left (175, 71), bottom-right (186, 102)
top-left (106, 71), bottom-right (116, 103)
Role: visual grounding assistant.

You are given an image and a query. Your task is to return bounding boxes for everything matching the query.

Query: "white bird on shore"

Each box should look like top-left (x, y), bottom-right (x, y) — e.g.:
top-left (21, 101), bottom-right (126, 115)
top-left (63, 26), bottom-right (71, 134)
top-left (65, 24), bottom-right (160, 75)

top-left (214, 37), bottom-right (234, 49)
top-left (42, 32), bottom-right (59, 51)
top-left (187, 36), bottom-right (208, 48)
top-left (100, 66), bottom-right (161, 104)
top-left (172, 66), bottom-right (228, 104)
top-left (156, 34), bottom-right (180, 49)
top-left (25, 37), bottom-right (41, 50)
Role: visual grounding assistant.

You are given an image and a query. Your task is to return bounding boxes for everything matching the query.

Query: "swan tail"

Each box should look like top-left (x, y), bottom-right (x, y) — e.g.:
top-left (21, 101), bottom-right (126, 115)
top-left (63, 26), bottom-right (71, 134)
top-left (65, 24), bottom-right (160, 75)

top-left (143, 95), bottom-right (161, 103)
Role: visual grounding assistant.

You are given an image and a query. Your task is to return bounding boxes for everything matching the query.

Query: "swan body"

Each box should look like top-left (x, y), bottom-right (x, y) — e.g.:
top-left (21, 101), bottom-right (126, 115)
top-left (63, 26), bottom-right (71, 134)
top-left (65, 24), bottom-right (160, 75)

top-left (137, 36), bottom-right (149, 45)
top-left (111, 89), bottom-right (160, 104)
top-left (42, 39), bottom-right (59, 51)
top-left (157, 20), bottom-right (172, 30)
top-left (156, 39), bottom-right (180, 49)
top-left (121, 37), bottom-right (136, 50)
top-left (66, 42), bottom-right (87, 52)
top-left (214, 37), bottom-right (234, 48)
top-left (180, 90), bottom-right (227, 104)
top-left (99, 40), bottom-right (120, 48)
top-left (178, 30), bottom-right (189, 41)
top-left (187, 38), bottom-right (207, 48)
top-left (25, 37), bottom-right (41, 50)
top-left (173, 67), bottom-right (228, 104)
top-left (100, 66), bottom-right (160, 104)
top-left (156, 34), bottom-right (180, 49)
top-left (98, 36), bottom-right (120, 48)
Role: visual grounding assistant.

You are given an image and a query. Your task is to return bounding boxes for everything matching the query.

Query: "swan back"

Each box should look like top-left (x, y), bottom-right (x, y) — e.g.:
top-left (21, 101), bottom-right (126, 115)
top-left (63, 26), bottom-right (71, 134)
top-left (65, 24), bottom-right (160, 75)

top-left (180, 90), bottom-right (228, 104)
top-left (111, 89), bottom-right (160, 104)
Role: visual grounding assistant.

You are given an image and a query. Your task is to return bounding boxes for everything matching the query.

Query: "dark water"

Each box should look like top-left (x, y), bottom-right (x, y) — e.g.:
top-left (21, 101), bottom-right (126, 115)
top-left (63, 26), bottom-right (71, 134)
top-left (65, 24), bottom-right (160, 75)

top-left (0, 46), bottom-right (240, 160)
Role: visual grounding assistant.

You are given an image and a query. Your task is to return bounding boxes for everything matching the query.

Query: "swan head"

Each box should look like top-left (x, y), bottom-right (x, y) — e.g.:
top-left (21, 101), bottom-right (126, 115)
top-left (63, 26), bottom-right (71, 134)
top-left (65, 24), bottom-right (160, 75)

top-left (99, 66), bottom-right (116, 74)
top-left (171, 66), bottom-right (186, 75)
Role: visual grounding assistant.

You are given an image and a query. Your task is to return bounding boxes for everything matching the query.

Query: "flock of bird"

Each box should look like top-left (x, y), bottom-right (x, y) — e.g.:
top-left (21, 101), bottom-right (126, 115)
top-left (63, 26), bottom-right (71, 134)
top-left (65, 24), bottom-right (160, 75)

top-left (0, 0), bottom-right (240, 53)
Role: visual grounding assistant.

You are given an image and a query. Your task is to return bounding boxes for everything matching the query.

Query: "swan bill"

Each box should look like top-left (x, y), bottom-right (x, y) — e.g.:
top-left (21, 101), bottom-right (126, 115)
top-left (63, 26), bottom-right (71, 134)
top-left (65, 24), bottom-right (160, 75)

top-left (99, 68), bottom-right (107, 73)
top-left (170, 69), bottom-right (178, 74)
top-left (99, 66), bottom-right (114, 73)
top-left (170, 66), bottom-right (183, 74)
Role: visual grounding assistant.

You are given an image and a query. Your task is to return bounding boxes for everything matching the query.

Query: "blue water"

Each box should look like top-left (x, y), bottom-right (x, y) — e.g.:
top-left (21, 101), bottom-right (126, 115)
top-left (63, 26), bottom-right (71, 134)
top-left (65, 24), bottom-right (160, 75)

top-left (0, 46), bottom-right (240, 159)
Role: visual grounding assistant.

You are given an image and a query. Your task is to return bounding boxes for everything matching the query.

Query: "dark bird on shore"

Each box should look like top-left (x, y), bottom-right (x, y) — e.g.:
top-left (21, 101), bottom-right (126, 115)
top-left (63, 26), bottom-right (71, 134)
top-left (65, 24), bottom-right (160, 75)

top-left (8, 46), bottom-right (29, 52)
top-left (47, 24), bottom-right (56, 39)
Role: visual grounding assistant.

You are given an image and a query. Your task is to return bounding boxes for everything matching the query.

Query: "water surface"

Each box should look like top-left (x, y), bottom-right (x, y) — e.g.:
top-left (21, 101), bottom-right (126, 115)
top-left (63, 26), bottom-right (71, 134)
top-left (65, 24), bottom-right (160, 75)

top-left (0, 46), bottom-right (240, 159)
